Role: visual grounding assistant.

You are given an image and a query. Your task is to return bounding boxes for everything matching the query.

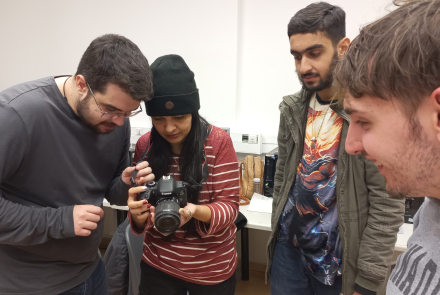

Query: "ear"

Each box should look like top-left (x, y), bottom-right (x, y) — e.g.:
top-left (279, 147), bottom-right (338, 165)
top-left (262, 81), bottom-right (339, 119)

top-left (337, 37), bottom-right (351, 58)
top-left (75, 75), bottom-right (88, 100)
top-left (432, 87), bottom-right (440, 142)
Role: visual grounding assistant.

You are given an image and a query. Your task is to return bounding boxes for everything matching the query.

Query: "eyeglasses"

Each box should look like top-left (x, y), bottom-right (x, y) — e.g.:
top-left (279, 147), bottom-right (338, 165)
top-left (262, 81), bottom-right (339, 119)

top-left (86, 82), bottom-right (143, 119)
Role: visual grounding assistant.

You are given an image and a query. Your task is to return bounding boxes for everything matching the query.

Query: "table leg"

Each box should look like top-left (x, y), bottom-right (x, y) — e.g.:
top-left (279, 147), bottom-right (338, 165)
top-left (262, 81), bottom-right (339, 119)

top-left (116, 209), bottom-right (127, 226)
top-left (241, 227), bottom-right (249, 281)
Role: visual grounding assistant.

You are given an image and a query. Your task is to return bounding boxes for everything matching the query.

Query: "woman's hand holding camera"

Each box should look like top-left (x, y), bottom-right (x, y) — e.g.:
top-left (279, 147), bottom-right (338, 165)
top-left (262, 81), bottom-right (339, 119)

top-left (127, 186), bottom-right (152, 230)
top-left (179, 203), bottom-right (197, 222)
top-left (149, 203), bottom-right (197, 236)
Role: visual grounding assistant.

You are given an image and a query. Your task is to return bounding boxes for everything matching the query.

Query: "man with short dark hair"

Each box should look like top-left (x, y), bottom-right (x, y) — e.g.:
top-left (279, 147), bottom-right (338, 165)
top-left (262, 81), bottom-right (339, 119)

top-left (335, 0), bottom-right (440, 294)
top-left (266, 3), bottom-right (405, 295)
top-left (0, 34), bottom-right (155, 294)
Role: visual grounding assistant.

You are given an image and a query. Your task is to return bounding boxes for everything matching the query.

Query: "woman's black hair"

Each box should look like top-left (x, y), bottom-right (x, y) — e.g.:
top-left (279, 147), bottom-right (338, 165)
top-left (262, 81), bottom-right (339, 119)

top-left (146, 111), bottom-right (210, 238)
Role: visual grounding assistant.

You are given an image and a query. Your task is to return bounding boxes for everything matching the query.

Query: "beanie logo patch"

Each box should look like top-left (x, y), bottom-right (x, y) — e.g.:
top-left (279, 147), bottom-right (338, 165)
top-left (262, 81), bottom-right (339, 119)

top-left (165, 101), bottom-right (174, 110)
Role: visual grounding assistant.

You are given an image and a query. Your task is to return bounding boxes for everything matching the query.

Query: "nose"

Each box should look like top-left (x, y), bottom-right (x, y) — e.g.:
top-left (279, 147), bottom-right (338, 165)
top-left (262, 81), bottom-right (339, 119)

top-left (345, 124), bottom-right (364, 155)
top-left (165, 120), bottom-right (176, 134)
top-left (112, 115), bottom-right (125, 127)
top-left (299, 57), bottom-right (313, 75)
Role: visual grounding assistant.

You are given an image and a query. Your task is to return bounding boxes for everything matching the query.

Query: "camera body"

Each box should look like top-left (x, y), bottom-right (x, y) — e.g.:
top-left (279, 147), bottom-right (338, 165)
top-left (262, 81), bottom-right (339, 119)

top-left (140, 175), bottom-right (187, 234)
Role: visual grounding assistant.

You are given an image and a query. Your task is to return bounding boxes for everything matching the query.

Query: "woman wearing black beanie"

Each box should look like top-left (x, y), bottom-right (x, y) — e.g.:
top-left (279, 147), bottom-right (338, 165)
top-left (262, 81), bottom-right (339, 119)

top-left (127, 54), bottom-right (239, 295)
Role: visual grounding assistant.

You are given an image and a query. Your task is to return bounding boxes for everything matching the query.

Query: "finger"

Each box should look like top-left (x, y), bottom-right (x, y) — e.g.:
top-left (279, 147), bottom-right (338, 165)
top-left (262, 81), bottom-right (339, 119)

top-left (130, 203), bottom-right (151, 215)
top-left (81, 221), bottom-right (98, 230)
top-left (85, 205), bottom-right (104, 217)
top-left (129, 186), bottom-right (148, 195)
top-left (135, 161), bottom-right (150, 170)
top-left (128, 199), bottom-right (149, 210)
top-left (122, 166), bottom-right (136, 176)
top-left (85, 212), bottom-right (101, 223)
top-left (136, 211), bottom-right (150, 218)
top-left (132, 210), bottom-right (150, 221)
top-left (137, 173), bottom-right (155, 185)
top-left (134, 167), bottom-right (152, 178)
top-left (77, 229), bottom-right (92, 236)
top-left (128, 186), bottom-right (147, 202)
top-left (150, 212), bottom-right (155, 223)
top-left (179, 208), bottom-right (191, 219)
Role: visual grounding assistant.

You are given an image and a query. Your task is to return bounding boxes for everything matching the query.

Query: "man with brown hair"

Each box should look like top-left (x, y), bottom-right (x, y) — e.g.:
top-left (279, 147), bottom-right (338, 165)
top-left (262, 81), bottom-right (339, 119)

top-left (335, 0), bottom-right (440, 294)
top-left (0, 34), bottom-right (154, 294)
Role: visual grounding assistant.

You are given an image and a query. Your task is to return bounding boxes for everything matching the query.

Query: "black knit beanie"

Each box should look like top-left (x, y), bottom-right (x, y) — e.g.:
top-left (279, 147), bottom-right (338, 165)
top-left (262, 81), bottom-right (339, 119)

top-left (146, 54), bottom-right (200, 116)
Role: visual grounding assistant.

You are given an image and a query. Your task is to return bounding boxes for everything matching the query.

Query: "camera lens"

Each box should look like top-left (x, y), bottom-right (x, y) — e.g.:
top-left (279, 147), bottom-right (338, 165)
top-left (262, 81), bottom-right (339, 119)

top-left (154, 199), bottom-right (181, 234)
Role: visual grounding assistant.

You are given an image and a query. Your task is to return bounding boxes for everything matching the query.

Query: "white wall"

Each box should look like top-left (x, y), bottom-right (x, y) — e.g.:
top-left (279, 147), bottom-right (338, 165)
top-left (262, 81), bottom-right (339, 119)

top-left (234, 0), bottom-right (394, 136)
top-left (1, 0), bottom-right (394, 140)
top-left (0, 0), bottom-right (238, 130)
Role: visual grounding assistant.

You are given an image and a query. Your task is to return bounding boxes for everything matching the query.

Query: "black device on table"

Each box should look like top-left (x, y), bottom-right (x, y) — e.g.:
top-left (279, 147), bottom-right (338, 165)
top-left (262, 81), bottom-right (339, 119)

top-left (263, 147), bottom-right (278, 198)
top-left (404, 197), bottom-right (425, 224)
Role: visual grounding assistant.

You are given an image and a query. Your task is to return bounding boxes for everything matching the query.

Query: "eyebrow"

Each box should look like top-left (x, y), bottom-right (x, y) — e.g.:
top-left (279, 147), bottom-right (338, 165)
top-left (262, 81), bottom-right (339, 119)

top-left (344, 108), bottom-right (357, 115)
top-left (103, 103), bottom-right (138, 113)
top-left (290, 44), bottom-right (324, 55)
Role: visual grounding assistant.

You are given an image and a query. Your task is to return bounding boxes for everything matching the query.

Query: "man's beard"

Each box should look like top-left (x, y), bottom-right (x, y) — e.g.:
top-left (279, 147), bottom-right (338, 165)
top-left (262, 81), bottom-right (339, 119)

top-left (300, 51), bottom-right (338, 93)
top-left (77, 96), bottom-right (117, 134)
top-left (385, 118), bottom-right (440, 200)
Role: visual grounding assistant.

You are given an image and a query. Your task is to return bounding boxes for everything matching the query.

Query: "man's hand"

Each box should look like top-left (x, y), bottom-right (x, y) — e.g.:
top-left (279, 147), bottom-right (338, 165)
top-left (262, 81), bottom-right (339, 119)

top-left (73, 205), bottom-right (104, 236)
top-left (127, 186), bottom-right (151, 229)
top-left (121, 161), bottom-right (155, 186)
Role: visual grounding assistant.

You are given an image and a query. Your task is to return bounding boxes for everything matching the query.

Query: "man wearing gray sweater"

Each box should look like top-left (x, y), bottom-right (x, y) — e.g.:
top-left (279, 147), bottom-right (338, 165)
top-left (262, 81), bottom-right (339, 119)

top-left (334, 0), bottom-right (440, 294)
top-left (0, 34), bottom-right (154, 294)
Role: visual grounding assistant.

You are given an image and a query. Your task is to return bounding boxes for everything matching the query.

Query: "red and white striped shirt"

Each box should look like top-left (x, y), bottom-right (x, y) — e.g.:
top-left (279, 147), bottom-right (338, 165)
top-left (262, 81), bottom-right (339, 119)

top-left (129, 126), bottom-right (240, 285)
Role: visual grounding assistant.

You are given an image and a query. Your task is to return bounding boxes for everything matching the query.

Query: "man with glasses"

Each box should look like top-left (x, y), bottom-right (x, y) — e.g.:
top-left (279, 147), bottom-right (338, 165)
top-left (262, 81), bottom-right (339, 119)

top-left (0, 34), bottom-right (154, 294)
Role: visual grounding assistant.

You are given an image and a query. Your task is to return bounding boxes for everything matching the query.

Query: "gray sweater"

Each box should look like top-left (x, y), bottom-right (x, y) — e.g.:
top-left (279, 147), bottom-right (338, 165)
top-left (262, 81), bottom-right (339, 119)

top-left (387, 197), bottom-right (440, 295)
top-left (0, 77), bottom-right (131, 294)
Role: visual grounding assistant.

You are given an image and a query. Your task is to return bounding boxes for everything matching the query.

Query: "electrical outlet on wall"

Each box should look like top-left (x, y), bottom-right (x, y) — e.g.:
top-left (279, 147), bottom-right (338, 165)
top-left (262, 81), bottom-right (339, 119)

top-left (231, 133), bottom-right (262, 154)
top-left (249, 134), bottom-right (258, 144)
top-left (132, 127), bottom-right (142, 136)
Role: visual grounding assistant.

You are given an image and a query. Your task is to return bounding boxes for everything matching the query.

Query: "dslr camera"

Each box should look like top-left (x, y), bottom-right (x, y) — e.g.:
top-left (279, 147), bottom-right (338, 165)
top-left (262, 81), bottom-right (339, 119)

top-left (140, 175), bottom-right (188, 234)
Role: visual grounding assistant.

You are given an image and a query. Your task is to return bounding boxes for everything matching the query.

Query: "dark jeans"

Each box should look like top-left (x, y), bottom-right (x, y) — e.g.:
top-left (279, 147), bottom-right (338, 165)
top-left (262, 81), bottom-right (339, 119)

top-left (59, 259), bottom-right (107, 295)
top-left (139, 260), bottom-right (236, 295)
top-left (270, 238), bottom-right (342, 295)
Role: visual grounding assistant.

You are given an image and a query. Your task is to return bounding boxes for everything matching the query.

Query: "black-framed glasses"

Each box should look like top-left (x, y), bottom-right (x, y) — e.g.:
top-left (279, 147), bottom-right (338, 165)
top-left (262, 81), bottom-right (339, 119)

top-left (86, 82), bottom-right (143, 119)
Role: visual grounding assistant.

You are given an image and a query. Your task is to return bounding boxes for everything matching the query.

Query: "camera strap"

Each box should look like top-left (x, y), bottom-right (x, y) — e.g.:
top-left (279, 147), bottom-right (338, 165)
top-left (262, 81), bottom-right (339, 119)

top-left (131, 122), bottom-right (211, 190)
top-left (193, 122), bottom-right (211, 189)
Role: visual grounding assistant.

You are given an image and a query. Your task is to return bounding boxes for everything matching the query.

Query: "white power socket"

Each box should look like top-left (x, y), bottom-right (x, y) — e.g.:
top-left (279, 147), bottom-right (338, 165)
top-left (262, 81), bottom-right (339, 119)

top-left (248, 134), bottom-right (258, 144)
top-left (132, 127), bottom-right (143, 136)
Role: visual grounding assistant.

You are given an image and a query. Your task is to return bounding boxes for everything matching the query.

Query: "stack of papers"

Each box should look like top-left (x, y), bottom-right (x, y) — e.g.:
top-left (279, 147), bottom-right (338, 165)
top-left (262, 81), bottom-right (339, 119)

top-left (247, 193), bottom-right (273, 213)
